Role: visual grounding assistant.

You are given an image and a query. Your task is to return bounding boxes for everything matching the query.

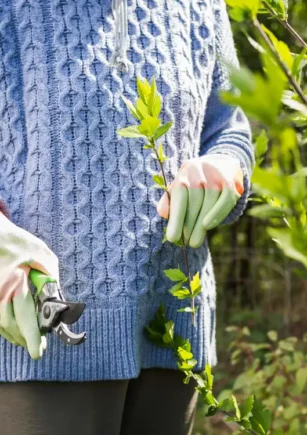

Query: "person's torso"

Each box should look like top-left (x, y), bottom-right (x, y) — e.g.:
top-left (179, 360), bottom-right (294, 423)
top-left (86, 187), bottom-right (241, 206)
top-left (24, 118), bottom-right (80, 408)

top-left (0, 0), bottom-right (216, 304)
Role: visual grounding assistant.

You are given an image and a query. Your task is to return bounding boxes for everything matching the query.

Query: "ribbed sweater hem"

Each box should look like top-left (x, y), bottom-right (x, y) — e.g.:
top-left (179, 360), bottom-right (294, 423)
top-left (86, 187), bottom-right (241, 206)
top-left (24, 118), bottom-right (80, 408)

top-left (0, 295), bottom-right (217, 382)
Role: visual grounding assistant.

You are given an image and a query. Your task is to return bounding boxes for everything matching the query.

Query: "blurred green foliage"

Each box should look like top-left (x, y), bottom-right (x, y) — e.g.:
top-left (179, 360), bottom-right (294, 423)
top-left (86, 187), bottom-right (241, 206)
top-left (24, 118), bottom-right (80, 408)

top-left (194, 0), bottom-right (307, 433)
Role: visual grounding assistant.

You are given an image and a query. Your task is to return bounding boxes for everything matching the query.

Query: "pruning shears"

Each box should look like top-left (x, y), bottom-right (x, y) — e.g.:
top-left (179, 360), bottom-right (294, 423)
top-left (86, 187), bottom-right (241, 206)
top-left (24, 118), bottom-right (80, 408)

top-left (29, 269), bottom-right (86, 345)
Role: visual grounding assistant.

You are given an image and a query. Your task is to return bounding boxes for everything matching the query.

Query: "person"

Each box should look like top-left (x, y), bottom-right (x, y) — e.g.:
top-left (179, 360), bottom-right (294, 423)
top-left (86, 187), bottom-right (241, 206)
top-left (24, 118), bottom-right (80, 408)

top-left (0, 0), bottom-right (254, 434)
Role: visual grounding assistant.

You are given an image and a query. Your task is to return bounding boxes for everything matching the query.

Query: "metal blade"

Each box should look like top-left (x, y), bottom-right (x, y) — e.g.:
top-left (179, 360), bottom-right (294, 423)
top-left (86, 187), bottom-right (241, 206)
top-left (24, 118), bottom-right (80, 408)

top-left (54, 322), bottom-right (86, 346)
top-left (59, 302), bottom-right (86, 325)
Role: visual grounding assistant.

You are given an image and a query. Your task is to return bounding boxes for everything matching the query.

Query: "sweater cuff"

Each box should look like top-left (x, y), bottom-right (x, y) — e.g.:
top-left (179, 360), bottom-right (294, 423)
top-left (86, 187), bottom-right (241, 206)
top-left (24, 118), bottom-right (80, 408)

top-left (0, 198), bottom-right (10, 219)
top-left (203, 135), bottom-right (254, 225)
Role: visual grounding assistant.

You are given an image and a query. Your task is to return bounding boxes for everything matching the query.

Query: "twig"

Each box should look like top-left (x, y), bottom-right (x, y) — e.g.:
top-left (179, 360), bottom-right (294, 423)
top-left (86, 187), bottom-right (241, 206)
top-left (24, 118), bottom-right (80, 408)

top-left (263, 2), bottom-right (307, 48)
top-left (152, 141), bottom-right (196, 326)
top-left (253, 18), bottom-right (307, 107)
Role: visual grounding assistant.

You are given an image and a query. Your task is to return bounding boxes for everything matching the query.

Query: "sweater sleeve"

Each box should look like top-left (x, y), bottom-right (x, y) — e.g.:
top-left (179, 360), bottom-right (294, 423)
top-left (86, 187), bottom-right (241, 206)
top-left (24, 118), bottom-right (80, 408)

top-left (199, 0), bottom-right (255, 224)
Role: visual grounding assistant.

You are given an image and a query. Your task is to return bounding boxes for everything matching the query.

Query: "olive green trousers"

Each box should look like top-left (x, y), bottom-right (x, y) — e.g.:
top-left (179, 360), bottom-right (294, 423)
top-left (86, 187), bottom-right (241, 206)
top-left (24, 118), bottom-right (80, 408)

top-left (0, 369), bottom-right (198, 435)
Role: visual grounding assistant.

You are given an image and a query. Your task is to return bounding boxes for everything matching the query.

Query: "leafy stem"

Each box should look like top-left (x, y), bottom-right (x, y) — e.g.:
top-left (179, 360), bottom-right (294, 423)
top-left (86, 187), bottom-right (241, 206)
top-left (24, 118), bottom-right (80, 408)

top-left (253, 17), bottom-right (307, 107)
top-left (146, 304), bottom-right (271, 435)
top-left (263, 1), bottom-right (307, 48)
top-left (150, 138), bottom-right (196, 325)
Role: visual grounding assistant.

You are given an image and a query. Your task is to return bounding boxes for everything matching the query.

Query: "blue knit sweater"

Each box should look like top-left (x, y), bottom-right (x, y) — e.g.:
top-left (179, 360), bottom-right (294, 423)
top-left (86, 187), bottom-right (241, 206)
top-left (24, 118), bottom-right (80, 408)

top-left (0, 0), bottom-right (254, 382)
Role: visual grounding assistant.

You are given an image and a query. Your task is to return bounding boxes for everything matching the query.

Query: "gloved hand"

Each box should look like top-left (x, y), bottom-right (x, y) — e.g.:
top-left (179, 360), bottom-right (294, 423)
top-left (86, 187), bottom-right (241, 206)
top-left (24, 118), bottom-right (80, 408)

top-left (0, 212), bottom-right (59, 359)
top-left (157, 154), bottom-right (244, 248)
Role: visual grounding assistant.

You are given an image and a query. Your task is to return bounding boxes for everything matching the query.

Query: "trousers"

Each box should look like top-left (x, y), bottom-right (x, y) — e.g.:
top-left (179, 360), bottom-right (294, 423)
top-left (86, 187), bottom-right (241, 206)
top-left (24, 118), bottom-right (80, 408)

top-left (0, 368), bottom-right (199, 435)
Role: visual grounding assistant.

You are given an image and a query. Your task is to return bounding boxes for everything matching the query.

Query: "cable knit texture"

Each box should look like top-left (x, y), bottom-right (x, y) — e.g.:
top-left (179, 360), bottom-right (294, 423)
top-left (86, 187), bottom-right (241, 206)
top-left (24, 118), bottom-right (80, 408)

top-left (0, 0), bottom-right (254, 381)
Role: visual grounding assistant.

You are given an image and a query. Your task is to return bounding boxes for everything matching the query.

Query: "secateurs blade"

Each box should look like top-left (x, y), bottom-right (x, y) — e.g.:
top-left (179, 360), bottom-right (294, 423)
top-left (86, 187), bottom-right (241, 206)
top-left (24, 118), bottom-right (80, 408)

top-left (29, 269), bottom-right (86, 345)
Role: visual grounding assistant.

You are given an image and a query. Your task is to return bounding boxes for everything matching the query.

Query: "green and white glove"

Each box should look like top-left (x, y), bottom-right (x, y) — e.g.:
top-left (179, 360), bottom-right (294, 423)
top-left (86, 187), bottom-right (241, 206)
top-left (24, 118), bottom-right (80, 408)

top-left (157, 154), bottom-right (244, 248)
top-left (0, 212), bottom-right (59, 359)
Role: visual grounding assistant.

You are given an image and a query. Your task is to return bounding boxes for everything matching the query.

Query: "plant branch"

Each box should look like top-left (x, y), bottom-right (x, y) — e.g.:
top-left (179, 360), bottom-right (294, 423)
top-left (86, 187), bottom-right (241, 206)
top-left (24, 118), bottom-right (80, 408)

top-left (152, 141), bottom-right (196, 326)
top-left (220, 411), bottom-right (259, 435)
top-left (263, 2), bottom-right (307, 48)
top-left (253, 18), bottom-right (307, 107)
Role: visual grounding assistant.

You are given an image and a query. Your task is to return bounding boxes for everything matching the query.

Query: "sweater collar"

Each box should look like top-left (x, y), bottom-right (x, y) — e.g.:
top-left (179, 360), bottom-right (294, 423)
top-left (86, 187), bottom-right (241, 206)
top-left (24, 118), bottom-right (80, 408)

top-left (111, 0), bottom-right (129, 71)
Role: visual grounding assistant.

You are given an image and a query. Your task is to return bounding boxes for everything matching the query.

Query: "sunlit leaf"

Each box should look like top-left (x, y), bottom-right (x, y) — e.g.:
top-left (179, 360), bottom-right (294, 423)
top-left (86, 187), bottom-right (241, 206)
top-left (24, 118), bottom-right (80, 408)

top-left (136, 77), bottom-right (151, 104)
top-left (117, 126), bottom-right (146, 138)
top-left (147, 76), bottom-right (157, 116)
top-left (154, 122), bottom-right (173, 140)
top-left (248, 204), bottom-right (290, 219)
top-left (152, 174), bottom-right (165, 187)
top-left (268, 227), bottom-right (307, 268)
top-left (136, 97), bottom-right (149, 119)
top-left (138, 116), bottom-right (161, 136)
top-left (296, 367), bottom-right (307, 393)
top-left (177, 346), bottom-right (193, 361)
top-left (190, 272), bottom-right (201, 294)
top-left (171, 288), bottom-right (191, 300)
top-left (120, 95), bottom-right (142, 120)
top-left (255, 129), bottom-right (269, 161)
top-left (226, 0), bottom-right (261, 19)
top-left (164, 268), bottom-right (187, 282)
top-left (265, 23), bottom-right (290, 55)
top-left (152, 94), bottom-right (162, 118)
top-left (232, 395), bottom-right (241, 420)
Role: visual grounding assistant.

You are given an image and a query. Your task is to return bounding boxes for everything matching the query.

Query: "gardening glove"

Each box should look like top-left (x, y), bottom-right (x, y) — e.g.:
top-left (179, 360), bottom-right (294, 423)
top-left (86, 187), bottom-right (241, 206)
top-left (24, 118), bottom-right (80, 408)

top-left (157, 154), bottom-right (244, 248)
top-left (0, 211), bottom-right (59, 359)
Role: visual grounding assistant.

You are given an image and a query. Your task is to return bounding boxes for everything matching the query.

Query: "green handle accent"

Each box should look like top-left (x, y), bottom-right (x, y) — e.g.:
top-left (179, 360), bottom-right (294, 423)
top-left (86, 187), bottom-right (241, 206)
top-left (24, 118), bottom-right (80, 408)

top-left (29, 269), bottom-right (57, 296)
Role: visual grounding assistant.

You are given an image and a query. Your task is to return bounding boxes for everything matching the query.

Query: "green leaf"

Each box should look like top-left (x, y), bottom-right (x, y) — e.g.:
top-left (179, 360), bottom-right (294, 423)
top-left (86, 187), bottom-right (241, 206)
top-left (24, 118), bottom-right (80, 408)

top-left (250, 398), bottom-right (272, 435)
top-left (296, 367), bottom-right (307, 393)
top-left (226, 0), bottom-right (261, 19)
top-left (232, 395), bottom-right (241, 420)
top-left (267, 330), bottom-right (278, 342)
top-left (145, 326), bottom-right (163, 341)
top-left (117, 126), bottom-right (146, 138)
top-left (262, 24), bottom-right (293, 70)
top-left (154, 122), bottom-right (173, 140)
top-left (120, 95), bottom-right (141, 120)
top-left (205, 364), bottom-right (214, 389)
top-left (169, 280), bottom-right (187, 294)
top-left (218, 398), bottom-right (234, 413)
top-left (177, 358), bottom-right (197, 371)
top-left (239, 396), bottom-right (254, 419)
top-left (171, 288), bottom-right (191, 300)
top-left (162, 320), bottom-right (174, 344)
top-left (255, 129), bottom-right (268, 160)
top-left (282, 93), bottom-right (307, 117)
top-left (203, 391), bottom-right (216, 406)
top-left (177, 306), bottom-right (199, 314)
top-left (136, 77), bottom-right (151, 104)
top-left (206, 406), bottom-right (217, 417)
top-left (190, 272), bottom-right (201, 294)
top-left (152, 174), bottom-right (165, 188)
top-left (174, 336), bottom-right (191, 351)
top-left (177, 346), bottom-right (193, 361)
top-left (164, 267), bottom-right (187, 282)
top-left (252, 166), bottom-right (304, 204)
top-left (143, 143), bottom-right (154, 149)
top-left (239, 419), bottom-right (252, 430)
top-left (136, 97), bottom-right (149, 119)
top-left (248, 204), bottom-right (290, 219)
top-left (138, 116), bottom-right (161, 137)
top-left (152, 94), bottom-right (162, 118)
top-left (268, 227), bottom-right (307, 269)
top-left (157, 143), bottom-right (168, 163)
top-left (148, 76), bottom-right (157, 116)
top-left (264, 0), bottom-right (288, 19)
top-left (221, 63), bottom-right (285, 127)
top-left (291, 47), bottom-right (307, 81)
